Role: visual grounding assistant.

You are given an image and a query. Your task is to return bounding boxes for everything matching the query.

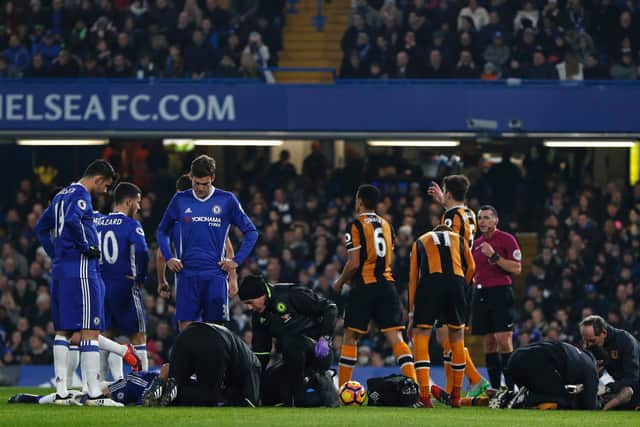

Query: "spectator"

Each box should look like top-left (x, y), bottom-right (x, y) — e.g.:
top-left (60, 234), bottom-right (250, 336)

top-left (514, 0), bottom-right (540, 33)
top-left (483, 31), bottom-right (510, 71)
top-left (351, 0), bottom-right (378, 30)
top-left (453, 49), bottom-right (478, 78)
top-left (303, 141), bottom-right (328, 187)
top-left (184, 29), bottom-right (216, 77)
top-left (583, 54), bottom-right (608, 79)
top-left (214, 53), bottom-right (241, 78)
top-left (525, 47), bottom-right (558, 79)
top-left (555, 50), bottom-right (584, 80)
top-left (49, 48), bottom-right (80, 78)
top-left (81, 53), bottom-right (106, 77)
top-left (458, 0), bottom-right (490, 31)
top-left (342, 13), bottom-right (369, 55)
top-left (266, 150), bottom-right (297, 192)
top-left (23, 53), bottom-right (48, 78)
top-left (3, 35), bottom-right (30, 74)
top-left (107, 52), bottom-right (132, 78)
top-left (0, 54), bottom-right (17, 78)
top-left (242, 32), bottom-right (273, 83)
top-left (134, 52), bottom-right (158, 79)
top-left (610, 48), bottom-right (637, 80)
top-left (424, 49), bottom-right (449, 78)
top-left (204, 0), bottom-right (231, 31)
top-left (481, 62), bottom-right (500, 80)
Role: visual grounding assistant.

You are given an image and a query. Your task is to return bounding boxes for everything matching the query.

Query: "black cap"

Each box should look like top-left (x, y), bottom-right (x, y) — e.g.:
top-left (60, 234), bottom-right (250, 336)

top-left (239, 275), bottom-right (269, 301)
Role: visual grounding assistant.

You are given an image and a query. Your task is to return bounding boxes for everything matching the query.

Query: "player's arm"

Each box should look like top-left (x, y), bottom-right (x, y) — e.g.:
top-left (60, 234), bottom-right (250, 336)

top-left (65, 194), bottom-right (93, 253)
top-left (130, 222), bottom-right (150, 286)
top-left (463, 239), bottom-right (476, 286)
top-left (289, 288), bottom-right (338, 338)
top-left (156, 248), bottom-right (170, 299)
top-left (221, 195), bottom-right (258, 272)
top-left (225, 238), bottom-right (238, 297)
top-left (427, 181), bottom-right (445, 205)
top-left (408, 241), bottom-right (420, 316)
top-left (609, 335), bottom-right (640, 393)
top-left (156, 195), bottom-right (181, 271)
top-left (251, 313), bottom-right (273, 370)
top-left (333, 222), bottom-right (361, 293)
top-left (481, 234), bottom-right (522, 274)
top-left (34, 204), bottom-right (55, 258)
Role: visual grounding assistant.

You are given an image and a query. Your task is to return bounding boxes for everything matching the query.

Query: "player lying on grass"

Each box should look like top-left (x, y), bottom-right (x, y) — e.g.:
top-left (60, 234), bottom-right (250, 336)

top-left (8, 365), bottom-right (169, 407)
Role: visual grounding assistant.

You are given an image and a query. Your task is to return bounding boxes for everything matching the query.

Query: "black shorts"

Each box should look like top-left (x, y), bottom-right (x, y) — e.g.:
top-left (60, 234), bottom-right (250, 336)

top-left (414, 275), bottom-right (467, 329)
top-left (471, 285), bottom-right (514, 335)
top-left (344, 281), bottom-right (403, 333)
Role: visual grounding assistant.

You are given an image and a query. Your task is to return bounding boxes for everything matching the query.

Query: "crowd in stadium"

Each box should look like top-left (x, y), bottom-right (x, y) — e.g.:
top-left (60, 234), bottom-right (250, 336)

top-left (340, 0), bottom-right (640, 80)
top-left (0, 143), bottom-right (638, 371)
top-left (0, 0), bottom-right (284, 80)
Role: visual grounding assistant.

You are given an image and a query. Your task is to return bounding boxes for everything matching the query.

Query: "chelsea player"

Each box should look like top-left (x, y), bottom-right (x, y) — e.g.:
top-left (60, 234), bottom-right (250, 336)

top-left (35, 159), bottom-right (126, 406)
top-left (96, 182), bottom-right (150, 378)
top-left (156, 155), bottom-right (258, 330)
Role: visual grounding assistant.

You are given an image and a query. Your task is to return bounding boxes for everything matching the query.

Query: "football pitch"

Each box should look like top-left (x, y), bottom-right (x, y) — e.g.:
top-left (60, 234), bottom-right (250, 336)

top-left (0, 387), bottom-right (637, 426)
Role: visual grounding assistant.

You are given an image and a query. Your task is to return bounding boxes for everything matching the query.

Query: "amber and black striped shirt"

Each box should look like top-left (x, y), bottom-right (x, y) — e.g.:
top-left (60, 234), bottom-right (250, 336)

top-left (344, 213), bottom-right (394, 285)
top-left (408, 230), bottom-right (475, 313)
top-left (441, 205), bottom-right (477, 248)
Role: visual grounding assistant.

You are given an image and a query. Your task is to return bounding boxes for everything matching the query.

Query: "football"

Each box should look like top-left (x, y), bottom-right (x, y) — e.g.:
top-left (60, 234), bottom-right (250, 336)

top-left (339, 381), bottom-right (367, 406)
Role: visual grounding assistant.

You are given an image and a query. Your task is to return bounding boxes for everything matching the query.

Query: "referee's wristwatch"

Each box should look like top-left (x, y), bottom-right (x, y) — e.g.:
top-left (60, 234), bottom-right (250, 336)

top-left (490, 252), bottom-right (501, 263)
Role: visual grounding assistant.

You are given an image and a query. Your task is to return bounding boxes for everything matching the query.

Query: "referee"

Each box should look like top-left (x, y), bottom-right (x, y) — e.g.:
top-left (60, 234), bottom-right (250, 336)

top-left (471, 205), bottom-right (522, 389)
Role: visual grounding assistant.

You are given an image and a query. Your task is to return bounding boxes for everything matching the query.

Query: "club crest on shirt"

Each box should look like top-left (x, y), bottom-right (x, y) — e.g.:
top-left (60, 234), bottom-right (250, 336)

top-left (93, 316), bottom-right (101, 326)
top-left (610, 350), bottom-right (618, 360)
top-left (78, 199), bottom-right (87, 210)
top-left (212, 205), bottom-right (221, 214)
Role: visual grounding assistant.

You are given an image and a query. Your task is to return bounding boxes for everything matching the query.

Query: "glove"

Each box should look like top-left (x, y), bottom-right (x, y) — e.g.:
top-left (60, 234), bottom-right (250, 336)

top-left (84, 245), bottom-right (101, 259)
top-left (314, 337), bottom-right (331, 359)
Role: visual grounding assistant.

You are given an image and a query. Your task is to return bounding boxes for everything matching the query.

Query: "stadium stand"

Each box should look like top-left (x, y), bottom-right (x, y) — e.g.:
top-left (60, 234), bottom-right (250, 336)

top-left (339, 0), bottom-right (640, 80)
top-left (0, 0), bottom-right (283, 81)
top-left (0, 145), bottom-right (638, 370)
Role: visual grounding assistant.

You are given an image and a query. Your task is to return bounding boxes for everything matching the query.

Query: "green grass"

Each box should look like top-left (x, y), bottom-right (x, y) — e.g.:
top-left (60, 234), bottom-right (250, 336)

top-left (0, 387), bottom-right (638, 426)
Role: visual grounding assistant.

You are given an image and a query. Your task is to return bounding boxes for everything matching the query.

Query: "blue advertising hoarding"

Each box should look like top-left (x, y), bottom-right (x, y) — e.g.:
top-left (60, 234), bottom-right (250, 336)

top-left (0, 79), bottom-right (638, 134)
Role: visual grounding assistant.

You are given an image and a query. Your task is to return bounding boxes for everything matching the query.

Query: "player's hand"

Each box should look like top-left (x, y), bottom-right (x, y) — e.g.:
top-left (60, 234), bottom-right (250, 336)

top-left (332, 279), bottom-right (343, 294)
top-left (166, 258), bottom-right (183, 272)
top-left (158, 281), bottom-right (171, 299)
top-left (219, 258), bottom-right (238, 272)
top-left (407, 317), bottom-right (414, 341)
top-left (84, 245), bottom-right (101, 259)
top-left (228, 277), bottom-right (238, 298)
top-left (479, 242), bottom-right (495, 258)
top-left (427, 182), bottom-right (444, 204)
top-left (314, 337), bottom-right (331, 359)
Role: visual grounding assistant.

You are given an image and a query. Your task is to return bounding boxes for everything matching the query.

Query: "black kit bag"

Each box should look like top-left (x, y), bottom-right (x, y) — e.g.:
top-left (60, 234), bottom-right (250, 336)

top-left (366, 374), bottom-right (419, 406)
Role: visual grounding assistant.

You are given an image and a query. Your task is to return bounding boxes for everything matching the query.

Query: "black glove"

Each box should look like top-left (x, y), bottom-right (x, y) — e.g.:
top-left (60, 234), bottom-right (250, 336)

top-left (84, 245), bottom-right (101, 259)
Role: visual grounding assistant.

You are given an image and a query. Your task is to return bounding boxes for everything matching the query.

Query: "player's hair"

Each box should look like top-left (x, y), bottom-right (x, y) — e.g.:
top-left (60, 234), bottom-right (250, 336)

top-left (433, 224), bottom-right (453, 232)
top-left (176, 174), bottom-right (192, 191)
top-left (83, 159), bottom-right (117, 181)
top-left (113, 182), bottom-right (141, 205)
top-left (478, 205), bottom-right (498, 217)
top-left (190, 155), bottom-right (216, 178)
top-left (356, 184), bottom-right (380, 210)
top-left (586, 344), bottom-right (608, 363)
top-left (580, 315), bottom-right (608, 336)
top-left (443, 174), bottom-right (470, 202)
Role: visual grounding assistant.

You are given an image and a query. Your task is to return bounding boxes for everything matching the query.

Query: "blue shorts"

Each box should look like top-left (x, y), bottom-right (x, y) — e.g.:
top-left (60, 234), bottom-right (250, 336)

top-left (175, 272), bottom-right (228, 322)
top-left (51, 260), bottom-right (104, 331)
top-left (104, 277), bottom-right (146, 335)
